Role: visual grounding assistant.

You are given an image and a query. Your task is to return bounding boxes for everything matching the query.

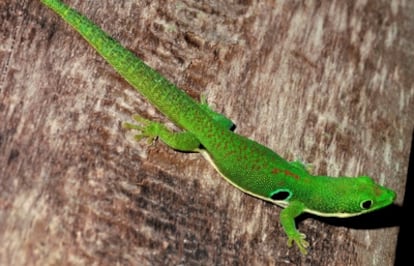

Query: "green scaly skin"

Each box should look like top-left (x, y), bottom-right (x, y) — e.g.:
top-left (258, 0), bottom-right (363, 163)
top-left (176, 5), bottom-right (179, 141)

top-left (41, 0), bottom-right (396, 254)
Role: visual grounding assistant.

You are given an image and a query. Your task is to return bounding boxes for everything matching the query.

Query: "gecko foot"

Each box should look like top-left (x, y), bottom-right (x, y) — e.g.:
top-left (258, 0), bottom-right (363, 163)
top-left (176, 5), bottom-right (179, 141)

top-left (123, 114), bottom-right (162, 144)
top-left (287, 232), bottom-right (309, 255)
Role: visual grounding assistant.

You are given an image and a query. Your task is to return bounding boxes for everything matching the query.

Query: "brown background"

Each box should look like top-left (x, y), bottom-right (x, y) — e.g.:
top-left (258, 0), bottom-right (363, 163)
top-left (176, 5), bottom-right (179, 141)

top-left (1, 1), bottom-right (413, 265)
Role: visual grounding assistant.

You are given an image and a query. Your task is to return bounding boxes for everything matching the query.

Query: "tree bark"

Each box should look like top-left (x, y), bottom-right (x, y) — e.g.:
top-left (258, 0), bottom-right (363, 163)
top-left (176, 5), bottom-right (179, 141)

top-left (1, 1), bottom-right (412, 265)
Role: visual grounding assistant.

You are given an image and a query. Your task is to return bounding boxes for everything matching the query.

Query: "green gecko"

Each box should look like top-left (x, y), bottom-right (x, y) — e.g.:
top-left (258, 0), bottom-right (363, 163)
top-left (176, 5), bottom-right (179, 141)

top-left (41, 0), bottom-right (396, 254)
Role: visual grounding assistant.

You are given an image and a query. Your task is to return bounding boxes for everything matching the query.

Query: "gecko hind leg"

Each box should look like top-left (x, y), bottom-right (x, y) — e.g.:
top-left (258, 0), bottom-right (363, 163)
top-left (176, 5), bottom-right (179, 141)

top-left (289, 160), bottom-right (312, 174)
top-left (199, 95), bottom-right (236, 131)
top-left (123, 114), bottom-right (202, 152)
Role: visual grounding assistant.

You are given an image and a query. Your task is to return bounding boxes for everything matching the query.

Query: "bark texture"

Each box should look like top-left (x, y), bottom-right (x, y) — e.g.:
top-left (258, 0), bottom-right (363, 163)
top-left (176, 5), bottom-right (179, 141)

top-left (1, 1), bottom-right (412, 265)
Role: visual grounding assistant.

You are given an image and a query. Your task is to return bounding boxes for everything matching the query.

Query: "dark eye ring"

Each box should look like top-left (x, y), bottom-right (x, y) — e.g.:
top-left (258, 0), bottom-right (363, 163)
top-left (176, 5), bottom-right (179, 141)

top-left (361, 200), bottom-right (373, 209)
top-left (270, 189), bottom-right (291, 201)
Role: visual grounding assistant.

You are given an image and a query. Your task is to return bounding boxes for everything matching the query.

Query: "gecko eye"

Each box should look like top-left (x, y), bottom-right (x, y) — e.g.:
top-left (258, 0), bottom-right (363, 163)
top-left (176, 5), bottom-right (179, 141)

top-left (270, 189), bottom-right (291, 201)
top-left (360, 200), bottom-right (373, 210)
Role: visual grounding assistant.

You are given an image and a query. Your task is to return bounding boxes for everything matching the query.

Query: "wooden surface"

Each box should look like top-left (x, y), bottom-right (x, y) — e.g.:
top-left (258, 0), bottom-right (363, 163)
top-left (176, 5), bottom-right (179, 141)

top-left (1, 1), bottom-right (412, 265)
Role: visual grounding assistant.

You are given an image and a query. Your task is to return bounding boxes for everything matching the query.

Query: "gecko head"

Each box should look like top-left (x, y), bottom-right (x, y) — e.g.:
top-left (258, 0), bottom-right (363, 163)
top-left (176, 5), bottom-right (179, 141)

top-left (351, 176), bottom-right (396, 215)
top-left (304, 176), bottom-right (396, 218)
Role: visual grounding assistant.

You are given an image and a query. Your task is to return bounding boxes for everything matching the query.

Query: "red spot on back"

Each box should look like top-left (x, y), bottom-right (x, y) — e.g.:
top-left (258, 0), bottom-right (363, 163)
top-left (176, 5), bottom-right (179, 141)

top-left (271, 168), bottom-right (300, 180)
top-left (284, 170), bottom-right (300, 180)
top-left (272, 168), bottom-right (280, 174)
